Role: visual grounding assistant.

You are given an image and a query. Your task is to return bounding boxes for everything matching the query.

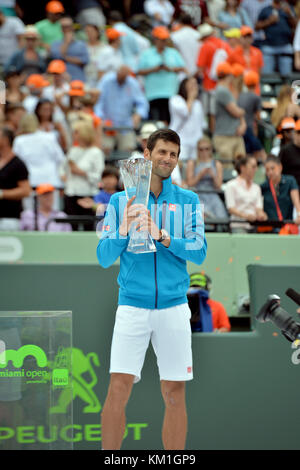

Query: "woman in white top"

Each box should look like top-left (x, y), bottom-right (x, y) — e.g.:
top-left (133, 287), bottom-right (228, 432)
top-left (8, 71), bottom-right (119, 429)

top-left (84, 23), bottom-right (105, 88)
top-left (60, 120), bottom-right (105, 231)
top-left (169, 77), bottom-right (205, 162)
top-left (224, 155), bottom-right (267, 233)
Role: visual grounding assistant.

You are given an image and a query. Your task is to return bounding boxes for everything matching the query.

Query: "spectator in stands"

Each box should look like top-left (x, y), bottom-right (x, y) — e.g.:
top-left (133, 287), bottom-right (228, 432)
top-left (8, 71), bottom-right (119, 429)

top-left (227, 25), bottom-right (264, 95)
top-left (3, 102), bottom-right (25, 133)
top-left (60, 120), bottom-right (105, 230)
top-left (261, 154), bottom-right (300, 227)
top-left (35, 1), bottom-right (64, 53)
top-left (13, 113), bottom-right (65, 195)
top-left (224, 154), bottom-right (267, 232)
top-left (108, 10), bottom-right (145, 73)
top-left (4, 67), bottom-right (25, 104)
top-left (186, 136), bottom-right (228, 219)
top-left (189, 272), bottom-right (231, 332)
top-left (206, 0), bottom-right (226, 28)
top-left (169, 77), bottom-right (205, 162)
top-left (175, 0), bottom-right (209, 27)
top-left (196, 23), bottom-right (231, 132)
top-left (271, 117), bottom-right (295, 156)
top-left (95, 65), bottom-right (149, 154)
top-left (242, 0), bottom-right (272, 48)
top-left (170, 13), bottom-right (201, 77)
top-left (144, 0), bottom-right (175, 26)
top-left (84, 23), bottom-right (105, 88)
top-left (294, 1), bottom-right (300, 69)
top-left (256, 0), bottom-right (296, 75)
top-left (212, 62), bottom-right (246, 168)
top-left (271, 85), bottom-right (300, 130)
top-left (22, 73), bottom-right (50, 114)
top-left (0, 127), bottom-right (31, 231)
top-left (96, 28), bottom-right (125, 81)
top-left (74, 0), bottom-right (106, 28)
top-left (34, 98), bottom-right (68, 152)
top-left (279, 119), bottom-right (300, 191)
top-left (218, 0), bottom-right (252, 37)
top-left (0, 7), bottom-right (24, 67)
top-left (138, 26), bottom-right (186, 124)
top-left (77, 166), bottom-right (120, 219)
top-left (4, 25), bottom-right (46, 78)
top-left (238, 70), bottom-right (267, 162)
top-left (20, 183), bottom-right (72, 232)
top-left (0, 0), bottom-right (19, 17)
top-left (50, 16), bottom-right (89, 81)
top-left (223, 27), bottom-right (241, 50)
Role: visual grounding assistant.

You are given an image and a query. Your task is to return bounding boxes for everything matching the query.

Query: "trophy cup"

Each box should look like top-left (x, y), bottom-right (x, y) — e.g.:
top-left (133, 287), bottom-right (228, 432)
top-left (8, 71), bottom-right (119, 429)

top-left (119, 157), bottom-right (156, 254)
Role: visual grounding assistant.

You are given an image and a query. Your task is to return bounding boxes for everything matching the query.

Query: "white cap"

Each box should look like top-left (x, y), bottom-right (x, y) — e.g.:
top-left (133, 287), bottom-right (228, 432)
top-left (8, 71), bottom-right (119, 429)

top-left (139, 123), bottom-right (158, 140)
top-left (197, 23), bottom-right (214, 39)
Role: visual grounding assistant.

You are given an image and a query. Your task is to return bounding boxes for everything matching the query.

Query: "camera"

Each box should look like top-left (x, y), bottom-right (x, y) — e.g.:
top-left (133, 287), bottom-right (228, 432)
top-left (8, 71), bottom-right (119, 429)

top-left (256, 289), bottom-right (300, 342)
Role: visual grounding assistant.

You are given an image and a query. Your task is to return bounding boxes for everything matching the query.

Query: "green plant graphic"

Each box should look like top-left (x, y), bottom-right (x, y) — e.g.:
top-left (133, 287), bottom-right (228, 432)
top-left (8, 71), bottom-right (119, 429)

top-left (0, 344), bottom-right (47, 368)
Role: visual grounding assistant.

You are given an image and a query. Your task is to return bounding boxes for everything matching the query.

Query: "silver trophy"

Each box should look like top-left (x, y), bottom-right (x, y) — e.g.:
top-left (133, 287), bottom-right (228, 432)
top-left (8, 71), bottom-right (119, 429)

top-left (119, 157), bottom-right (156, 254)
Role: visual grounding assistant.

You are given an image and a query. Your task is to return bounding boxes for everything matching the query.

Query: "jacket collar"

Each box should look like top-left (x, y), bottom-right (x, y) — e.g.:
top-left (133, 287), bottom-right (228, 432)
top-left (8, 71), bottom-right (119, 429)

top-left (150, 176), bottom-right (173, 200)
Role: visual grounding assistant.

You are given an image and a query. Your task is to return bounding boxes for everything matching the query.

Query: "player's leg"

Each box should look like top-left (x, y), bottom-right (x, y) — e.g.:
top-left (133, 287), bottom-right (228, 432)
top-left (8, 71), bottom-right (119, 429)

top-left (101, 372), bottom-right (135, 450)
top-left (160, 380), bottom-right (187, 450)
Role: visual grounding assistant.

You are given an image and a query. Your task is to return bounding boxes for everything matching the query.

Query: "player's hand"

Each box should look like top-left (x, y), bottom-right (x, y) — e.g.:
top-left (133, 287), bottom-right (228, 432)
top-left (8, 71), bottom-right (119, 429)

top-left (136, 210), bottom-right (161, 240)
top-left (119, 196), bottom-right (147, 237)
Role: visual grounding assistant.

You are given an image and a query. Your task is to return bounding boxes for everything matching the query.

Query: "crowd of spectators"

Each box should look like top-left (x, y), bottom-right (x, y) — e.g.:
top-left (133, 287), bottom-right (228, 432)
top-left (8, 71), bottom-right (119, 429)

top-left (0, 0), bottom-right (300, 234)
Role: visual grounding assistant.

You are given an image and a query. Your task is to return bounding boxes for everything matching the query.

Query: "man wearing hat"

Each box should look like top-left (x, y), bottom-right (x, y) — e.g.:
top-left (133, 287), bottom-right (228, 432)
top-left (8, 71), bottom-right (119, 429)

top-left (50, 16), bottom-right (89, 81)
top-left (22, 73), bottom-right (50, 113)
top-left (271, 117), bottom-right (295, 156)
top-left (0, 7), bottom-right (24, 67)
top-left (212, 61), bottom-right (246, 168)
top-left (227, 26), bottom-right (263, 95)
top-left (35, 1), bottom-right (64, 52)
top-left (96, 28), bottom-right (125, 81)
top-left (196, 23), bottom-right (231, 132)
top-left (4, 25), bottom-right (46, 77)
top-left (138, 26), bottom-right (186, 123)
top-left (20, 183), bottom-right (72, 232)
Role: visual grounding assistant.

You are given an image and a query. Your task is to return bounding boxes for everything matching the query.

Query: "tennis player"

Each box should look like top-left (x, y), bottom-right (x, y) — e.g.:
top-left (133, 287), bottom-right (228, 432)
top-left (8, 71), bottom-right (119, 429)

top-left (97, 129), bottom-right (207, 450)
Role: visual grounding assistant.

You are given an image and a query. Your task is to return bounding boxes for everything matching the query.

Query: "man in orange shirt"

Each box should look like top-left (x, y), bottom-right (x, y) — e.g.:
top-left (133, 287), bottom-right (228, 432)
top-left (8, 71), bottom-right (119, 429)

top-left (196, 23), bottom-right (231, 132)
top-left (227, 25), bottom-right (263, 95)
top-left (189, 272), bottom-right (231, 332)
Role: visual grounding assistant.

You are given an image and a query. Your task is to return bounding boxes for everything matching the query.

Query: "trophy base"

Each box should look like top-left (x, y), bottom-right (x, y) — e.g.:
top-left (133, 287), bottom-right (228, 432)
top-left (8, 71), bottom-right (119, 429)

top-left (127, 232), bottom-right (157, 254)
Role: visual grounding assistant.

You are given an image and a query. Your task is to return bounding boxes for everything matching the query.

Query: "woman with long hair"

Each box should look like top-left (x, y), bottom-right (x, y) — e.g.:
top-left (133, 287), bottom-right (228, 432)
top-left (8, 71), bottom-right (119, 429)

top-left (169, 77), bottom-right (205, 164)
top-left (271, 85), bottom-right (300, 131)
top-left (224, 154), bottom-right (267, 232)
top-left (218, 0), bottom-right (252, 37)
top-left (186, 136), bottom-right (228, 220)
top-left (34, 98), bottom-right (68, 152)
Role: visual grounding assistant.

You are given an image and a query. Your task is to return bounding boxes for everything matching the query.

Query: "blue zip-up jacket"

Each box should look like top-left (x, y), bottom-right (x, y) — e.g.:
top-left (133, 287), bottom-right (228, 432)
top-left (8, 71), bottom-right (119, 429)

top-left (97, 176), bottom-right (207, 309)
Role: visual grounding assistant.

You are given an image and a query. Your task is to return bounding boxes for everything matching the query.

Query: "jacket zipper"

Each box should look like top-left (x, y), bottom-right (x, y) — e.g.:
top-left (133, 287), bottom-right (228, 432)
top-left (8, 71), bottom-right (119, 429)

top-left (154, 197), bottom-right (158, 309)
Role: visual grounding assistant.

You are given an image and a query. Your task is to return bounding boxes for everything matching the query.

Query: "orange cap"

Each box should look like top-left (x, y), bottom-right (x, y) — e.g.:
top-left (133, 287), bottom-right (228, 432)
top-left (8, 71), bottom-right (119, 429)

top-left (232, 63), bottom-right (245, 77)
top-left (105, 28), bottom-right (125, 41)
top-left (240, 25), bottom-right (253, 36)
top-left (244, 70), bottom-right (259, 87)
top-left (216, 62), bottom-right (233, 78)
top-left (26, 74), bottom-right (50, 88)
top-left (295, 119), bottom-right (300, 131)
top-left (280, 117), bottom-right (296, 131)
top-left (69, 80), bottom-right (85, 96)
top-left (36, 183), bottom-right (55, 195)
top-left (46, 1), bottom-right (65, 13)
top-left (47, 59), bottom-right (66, 74)
top-left (152, 26), bottom-right (170, 40)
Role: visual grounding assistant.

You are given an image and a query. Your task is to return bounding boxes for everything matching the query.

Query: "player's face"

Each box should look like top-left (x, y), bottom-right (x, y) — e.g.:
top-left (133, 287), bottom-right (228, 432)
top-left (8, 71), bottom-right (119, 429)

top-left (144, 139), bottom-right (179, 179)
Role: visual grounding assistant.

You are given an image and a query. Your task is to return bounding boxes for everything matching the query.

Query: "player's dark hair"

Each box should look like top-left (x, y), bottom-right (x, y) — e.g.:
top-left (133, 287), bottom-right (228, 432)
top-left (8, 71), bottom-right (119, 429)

top-left (146, 129), bottom-right (181, 156)
top-left (265, 154), bottom-right (282, 165)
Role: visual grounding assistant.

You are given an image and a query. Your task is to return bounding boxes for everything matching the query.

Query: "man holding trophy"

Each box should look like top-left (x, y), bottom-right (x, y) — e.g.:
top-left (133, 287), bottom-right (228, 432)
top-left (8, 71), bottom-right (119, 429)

top-left (97, 129), bottom-right (207, 450)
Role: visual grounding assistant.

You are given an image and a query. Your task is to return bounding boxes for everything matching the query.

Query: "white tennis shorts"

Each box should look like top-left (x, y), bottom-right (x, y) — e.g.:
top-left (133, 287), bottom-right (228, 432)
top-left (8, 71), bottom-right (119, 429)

top-left (109, 303), bottom-right (193, 383)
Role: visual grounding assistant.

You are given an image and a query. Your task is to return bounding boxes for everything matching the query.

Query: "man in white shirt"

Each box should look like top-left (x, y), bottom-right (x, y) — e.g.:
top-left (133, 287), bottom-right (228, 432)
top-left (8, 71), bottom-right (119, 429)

top-left (0, 8), bottom-right (24, 66)
top-left (171, 13), bottom-right (201, 76)
top-left (144, 0), bottom-right (175, 26)
top-left (97, 28), bottom-right (124, 81)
